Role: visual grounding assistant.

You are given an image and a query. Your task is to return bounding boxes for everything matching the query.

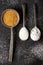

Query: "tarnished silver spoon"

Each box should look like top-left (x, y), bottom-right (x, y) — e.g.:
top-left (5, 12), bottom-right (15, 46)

top-left (30, 4), bottom-right (41, 41)
top-left (19, 4), bottom-right (29, 41)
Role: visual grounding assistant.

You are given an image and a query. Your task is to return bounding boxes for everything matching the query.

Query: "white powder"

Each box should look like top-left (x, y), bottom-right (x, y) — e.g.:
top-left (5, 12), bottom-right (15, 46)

top-left (19, 27), bottom-right (29, 41)
top-left (30, 26), bottom-right (41, 41)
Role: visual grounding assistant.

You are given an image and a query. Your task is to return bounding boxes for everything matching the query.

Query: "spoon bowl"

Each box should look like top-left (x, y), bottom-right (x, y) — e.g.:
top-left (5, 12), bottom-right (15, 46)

top-left (1, 9), bottom-right (20, 28)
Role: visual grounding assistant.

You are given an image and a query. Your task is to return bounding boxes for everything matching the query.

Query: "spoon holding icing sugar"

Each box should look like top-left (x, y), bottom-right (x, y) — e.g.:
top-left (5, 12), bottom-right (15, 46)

top-left (30, 4), bottom-right (41, 41)
top-left (19, 4), bottom-right (29, 41)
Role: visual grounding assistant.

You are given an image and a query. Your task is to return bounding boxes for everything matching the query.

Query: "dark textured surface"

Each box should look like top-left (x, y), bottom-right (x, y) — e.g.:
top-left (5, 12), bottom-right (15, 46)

top-left (0, 0), bottom-right (43, 65)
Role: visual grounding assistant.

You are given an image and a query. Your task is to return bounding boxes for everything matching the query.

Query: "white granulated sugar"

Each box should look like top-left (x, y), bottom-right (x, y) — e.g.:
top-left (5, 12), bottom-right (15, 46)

top-left (19, 27), bottom-right (29, 41)
top-left (30, 26), bottom-right (41, 41)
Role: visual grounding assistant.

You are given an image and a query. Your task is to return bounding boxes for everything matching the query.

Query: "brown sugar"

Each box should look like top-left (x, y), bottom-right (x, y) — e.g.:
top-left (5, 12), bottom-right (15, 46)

top-left (2, 9), bottom-right (19, 27)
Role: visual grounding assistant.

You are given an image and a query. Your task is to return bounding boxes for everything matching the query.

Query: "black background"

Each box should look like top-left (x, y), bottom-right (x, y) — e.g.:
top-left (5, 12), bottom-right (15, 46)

top-left (0, 0), bottom-right (43, 65)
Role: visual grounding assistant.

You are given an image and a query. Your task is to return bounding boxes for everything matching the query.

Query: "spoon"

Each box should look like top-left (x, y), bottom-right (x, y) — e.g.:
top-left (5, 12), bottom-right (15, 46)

top-left (1, 9), bottom-right (20, 62)
top-left (30, 4), bottom-right (41, 41)
top-left (19, 4), bottom-right (29, 41)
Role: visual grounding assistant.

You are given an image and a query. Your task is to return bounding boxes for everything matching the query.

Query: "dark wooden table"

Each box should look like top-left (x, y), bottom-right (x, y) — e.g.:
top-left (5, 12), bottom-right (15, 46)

top-left (0, 0), bottom-right (43, 65)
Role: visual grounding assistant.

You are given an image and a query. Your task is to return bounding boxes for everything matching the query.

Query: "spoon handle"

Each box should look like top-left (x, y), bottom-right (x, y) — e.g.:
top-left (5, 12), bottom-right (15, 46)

top-left (9, 27), bottom-right (13, 62)
top-left (22, 4), bottom-right (25, 27)
top-left (33, 4), bottom-right (37, 26)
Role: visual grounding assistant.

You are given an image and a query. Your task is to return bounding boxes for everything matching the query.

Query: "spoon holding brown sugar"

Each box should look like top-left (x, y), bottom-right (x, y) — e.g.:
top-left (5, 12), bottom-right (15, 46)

top-left (1, 9), bottom-right (20, 62)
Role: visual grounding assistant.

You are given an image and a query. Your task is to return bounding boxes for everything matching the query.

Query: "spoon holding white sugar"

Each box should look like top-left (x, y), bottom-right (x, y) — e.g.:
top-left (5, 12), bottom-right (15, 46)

top-left (19, 4), bottom-right (29, 41)
top-left (30, 4), bottom-right (41, 41)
